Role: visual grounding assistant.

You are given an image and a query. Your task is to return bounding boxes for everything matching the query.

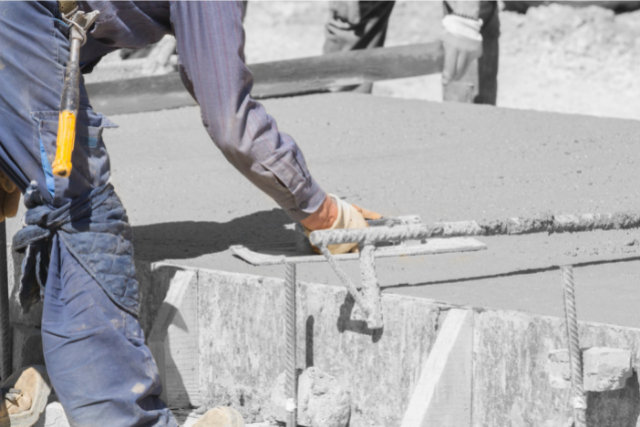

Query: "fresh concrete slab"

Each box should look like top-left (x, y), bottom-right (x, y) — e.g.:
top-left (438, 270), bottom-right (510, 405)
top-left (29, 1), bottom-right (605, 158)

top-left (7, 93), bottom-right (640, 327)
top-left (6, 93), bottom-right (640, 425)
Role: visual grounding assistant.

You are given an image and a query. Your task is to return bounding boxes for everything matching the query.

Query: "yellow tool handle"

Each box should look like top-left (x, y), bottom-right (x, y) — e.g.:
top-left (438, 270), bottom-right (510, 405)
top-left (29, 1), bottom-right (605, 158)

top-left (52, 110), bottom-right (76, 178)
top-left (53, 38), bottom-right (81, 179)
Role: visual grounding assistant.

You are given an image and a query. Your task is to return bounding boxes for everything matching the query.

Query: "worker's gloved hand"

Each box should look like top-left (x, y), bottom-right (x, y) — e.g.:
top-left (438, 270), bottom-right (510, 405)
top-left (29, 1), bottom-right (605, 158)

top-left (0, 171), bottom-right (20, 222)
top-left (441, 14), bottom-right (483, 85)
top-left (192, 406), bottom-right (244, 427)
top-left (303, 194), bottom-right (382, 255)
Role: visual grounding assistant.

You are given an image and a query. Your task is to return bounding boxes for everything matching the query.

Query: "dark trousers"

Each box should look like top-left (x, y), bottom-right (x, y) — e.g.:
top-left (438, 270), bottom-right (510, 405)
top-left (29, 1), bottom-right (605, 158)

top-left (323, 1), bottom-right (500, 104)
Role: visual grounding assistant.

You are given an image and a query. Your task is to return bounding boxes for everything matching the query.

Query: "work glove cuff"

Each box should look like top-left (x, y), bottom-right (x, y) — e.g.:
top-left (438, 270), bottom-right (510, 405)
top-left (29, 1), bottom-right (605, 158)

top-left (442, 14), bottom-right (483, 42)
top-left (304, 194), bottom-right (368, 254)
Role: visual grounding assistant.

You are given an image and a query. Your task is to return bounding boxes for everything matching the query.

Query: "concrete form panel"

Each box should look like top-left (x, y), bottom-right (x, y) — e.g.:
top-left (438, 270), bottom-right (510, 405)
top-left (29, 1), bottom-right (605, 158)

top-left (196, 268), bottom-right (440, 425)
top-left (149, 269), bottom-right (200, 407)
top-left (473, 309), bottom-right (640, 427)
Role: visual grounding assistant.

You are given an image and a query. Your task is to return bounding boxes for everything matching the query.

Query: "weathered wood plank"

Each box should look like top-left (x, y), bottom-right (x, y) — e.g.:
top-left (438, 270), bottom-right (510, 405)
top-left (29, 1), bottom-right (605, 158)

top-left (400, 309), bottom-right (473, 427)
top-left (250, 41), bottom-right (444, 98)
top-left (148, 270), bottom-right (200, 407)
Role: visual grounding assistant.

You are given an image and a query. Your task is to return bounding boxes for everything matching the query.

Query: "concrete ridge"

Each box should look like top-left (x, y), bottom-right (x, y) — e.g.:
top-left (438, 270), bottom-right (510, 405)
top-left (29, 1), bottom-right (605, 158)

top-left (384, 253), bottom-right (640, 289)
top-left (434, 211), bottom-right (640, 237)
top-left (149, 260), bottom-right (640, 332)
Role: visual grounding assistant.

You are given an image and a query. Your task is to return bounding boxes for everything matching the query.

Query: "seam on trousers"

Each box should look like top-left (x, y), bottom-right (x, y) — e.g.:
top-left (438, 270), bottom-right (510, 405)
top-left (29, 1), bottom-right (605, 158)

top-left (39, 135), bottom-right (56, 197)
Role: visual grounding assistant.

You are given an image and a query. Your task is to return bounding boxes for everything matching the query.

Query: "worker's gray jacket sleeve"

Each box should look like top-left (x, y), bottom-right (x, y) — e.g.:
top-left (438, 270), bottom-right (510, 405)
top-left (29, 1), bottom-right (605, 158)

top-left (170, 1), bottom-right (325, 220)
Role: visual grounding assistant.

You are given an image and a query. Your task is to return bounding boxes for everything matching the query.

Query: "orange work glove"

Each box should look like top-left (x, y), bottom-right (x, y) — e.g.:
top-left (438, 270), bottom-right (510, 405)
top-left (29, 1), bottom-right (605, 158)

top-left (0, 172), bottom-right (20, 222)
top-left (305, 194), bottom-right (382, 255)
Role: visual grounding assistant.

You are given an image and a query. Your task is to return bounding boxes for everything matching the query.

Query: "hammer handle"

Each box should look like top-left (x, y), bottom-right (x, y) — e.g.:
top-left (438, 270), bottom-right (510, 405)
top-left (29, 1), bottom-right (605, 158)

top-left (52, 46), bottom-right (81, 178)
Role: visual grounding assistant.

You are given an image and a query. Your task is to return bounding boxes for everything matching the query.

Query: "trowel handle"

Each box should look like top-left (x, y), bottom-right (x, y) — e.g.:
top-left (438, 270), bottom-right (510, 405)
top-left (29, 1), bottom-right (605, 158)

top-left (52, 53), bottom-right (81, 178)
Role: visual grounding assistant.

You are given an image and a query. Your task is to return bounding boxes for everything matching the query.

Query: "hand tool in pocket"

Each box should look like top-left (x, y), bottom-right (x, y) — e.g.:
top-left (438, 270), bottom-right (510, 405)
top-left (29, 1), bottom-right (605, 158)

top-left (52, 3), bottom-right (99, 178)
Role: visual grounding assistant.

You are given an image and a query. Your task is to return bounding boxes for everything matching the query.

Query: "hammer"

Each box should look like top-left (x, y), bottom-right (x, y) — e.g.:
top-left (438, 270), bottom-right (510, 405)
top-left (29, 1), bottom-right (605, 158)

top-left (52, 6), bottom-right (99, 178)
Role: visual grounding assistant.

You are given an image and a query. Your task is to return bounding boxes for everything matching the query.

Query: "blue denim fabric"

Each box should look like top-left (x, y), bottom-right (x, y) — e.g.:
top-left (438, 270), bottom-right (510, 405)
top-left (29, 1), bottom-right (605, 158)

top-left (0, 2), bottom-right (176, 425)
top-left (13, 183), bottom-right (140, 315)
top-left (42, 236), bottom-right (177, 427)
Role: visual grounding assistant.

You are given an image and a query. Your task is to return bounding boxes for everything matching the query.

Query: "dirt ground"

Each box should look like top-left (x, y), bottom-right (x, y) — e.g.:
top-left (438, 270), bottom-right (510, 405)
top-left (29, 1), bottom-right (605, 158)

top-left (241, 1), bottom-right (640, 120)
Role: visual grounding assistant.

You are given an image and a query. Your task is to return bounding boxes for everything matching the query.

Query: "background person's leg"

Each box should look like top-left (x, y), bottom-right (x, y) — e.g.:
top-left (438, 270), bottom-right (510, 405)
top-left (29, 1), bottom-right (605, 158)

top-left (476, 1), bottom-right (500, 105)
top-left (323, 1), bottom-right (396, 93)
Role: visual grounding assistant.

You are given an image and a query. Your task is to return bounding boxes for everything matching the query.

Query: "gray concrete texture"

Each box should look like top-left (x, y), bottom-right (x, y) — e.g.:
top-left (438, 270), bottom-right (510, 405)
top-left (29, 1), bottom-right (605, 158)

top-left (7, 93), bottom-right (640, 326)
top-left (7, 93), bottom-right (636, 326)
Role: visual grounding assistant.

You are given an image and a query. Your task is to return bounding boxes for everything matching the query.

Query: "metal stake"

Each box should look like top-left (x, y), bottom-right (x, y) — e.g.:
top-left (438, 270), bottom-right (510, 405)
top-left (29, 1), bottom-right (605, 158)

top-left (285, 262), bottom-right (297, 427)
top-left (562, 265), bottom-right (587, 427)
top-left (0, 222), bottom-right (11, 379)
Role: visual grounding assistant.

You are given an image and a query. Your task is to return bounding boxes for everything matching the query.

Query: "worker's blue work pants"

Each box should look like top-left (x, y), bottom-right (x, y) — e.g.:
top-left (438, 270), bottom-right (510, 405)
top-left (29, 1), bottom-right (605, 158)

top-left (42, 238), bottom-right (177, 427)
top-left (0, 2), bottom-right (177, 425)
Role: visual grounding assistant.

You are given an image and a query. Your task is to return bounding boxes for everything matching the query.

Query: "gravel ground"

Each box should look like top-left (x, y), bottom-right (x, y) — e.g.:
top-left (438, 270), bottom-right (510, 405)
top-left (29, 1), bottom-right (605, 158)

top-left (242, 1), bottom-right (640, 120)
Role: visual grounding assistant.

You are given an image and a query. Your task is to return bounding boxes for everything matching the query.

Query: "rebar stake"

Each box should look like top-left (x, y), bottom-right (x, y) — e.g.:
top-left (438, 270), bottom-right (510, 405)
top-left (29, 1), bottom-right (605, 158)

top-left (285, 262), bottom-right (297, 427)
top-left (0, 222), bottom-right (11, 380)
top-left (562, 265), bottom-right (587, 427)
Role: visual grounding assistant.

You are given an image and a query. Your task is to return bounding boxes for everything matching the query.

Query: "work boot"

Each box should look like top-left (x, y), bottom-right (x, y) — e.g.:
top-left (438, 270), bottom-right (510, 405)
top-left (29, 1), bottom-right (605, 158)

top-left (0, 365), bottom-right (52, 427)
top-left (193, 407), bottom-right (244, 427)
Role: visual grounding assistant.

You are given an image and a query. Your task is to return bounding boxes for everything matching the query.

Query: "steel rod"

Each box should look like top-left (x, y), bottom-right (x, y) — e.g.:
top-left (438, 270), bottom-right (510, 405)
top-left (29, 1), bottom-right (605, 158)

top-left (285, 262), bottom-right (297, 427)
top-left (0, 221), bottom-right (11, 379)
top-left (310, 224), bottom-right (432, 247)
top-left (562, 265), bottom-right (587, 427)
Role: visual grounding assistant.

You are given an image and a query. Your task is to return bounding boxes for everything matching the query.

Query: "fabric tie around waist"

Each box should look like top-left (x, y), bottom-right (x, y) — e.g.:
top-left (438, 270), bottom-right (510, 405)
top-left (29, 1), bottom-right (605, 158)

top-left (13, 182), bottom-right (139, 315)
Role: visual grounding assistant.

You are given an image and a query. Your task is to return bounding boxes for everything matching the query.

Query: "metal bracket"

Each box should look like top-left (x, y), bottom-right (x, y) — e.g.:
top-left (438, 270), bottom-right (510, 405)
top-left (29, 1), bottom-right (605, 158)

top-left (62, 9), bottom-right (100, 46)
top-left (309, 224), bottom-right (437, 330)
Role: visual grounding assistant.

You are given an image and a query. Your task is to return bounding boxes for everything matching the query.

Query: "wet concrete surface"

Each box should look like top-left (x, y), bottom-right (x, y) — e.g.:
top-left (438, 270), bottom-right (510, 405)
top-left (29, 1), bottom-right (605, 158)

top-left (8, 94), bottom-right (640, 327)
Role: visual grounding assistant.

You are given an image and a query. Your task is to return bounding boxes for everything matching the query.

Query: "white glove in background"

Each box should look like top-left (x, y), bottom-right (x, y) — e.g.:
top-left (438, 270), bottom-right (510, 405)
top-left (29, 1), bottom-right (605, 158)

top-left (442, 14), bottom-right (484, 85)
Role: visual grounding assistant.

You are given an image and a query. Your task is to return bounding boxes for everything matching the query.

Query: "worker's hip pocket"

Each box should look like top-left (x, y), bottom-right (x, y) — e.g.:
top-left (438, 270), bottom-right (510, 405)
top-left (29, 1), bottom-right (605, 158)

top-left (31, 110), bottom-right (117, 206)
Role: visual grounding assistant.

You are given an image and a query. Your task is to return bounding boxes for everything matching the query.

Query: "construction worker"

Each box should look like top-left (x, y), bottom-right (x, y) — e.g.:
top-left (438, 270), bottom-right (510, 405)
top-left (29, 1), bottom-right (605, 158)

top-left (0, 1), bottom-right (377, 426)
top-left (324, 1), bottom-right (500, 105)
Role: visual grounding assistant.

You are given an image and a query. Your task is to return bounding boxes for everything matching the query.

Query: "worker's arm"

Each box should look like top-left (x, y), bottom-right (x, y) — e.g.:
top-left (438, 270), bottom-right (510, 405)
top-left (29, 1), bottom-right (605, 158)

top-left (441, 1), bottom-right (484, 85)
top-left (170, 1), bottom-right (326, 223)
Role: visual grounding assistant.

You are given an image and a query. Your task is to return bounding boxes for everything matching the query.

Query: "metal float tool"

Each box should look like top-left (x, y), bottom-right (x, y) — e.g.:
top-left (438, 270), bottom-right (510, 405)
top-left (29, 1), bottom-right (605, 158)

top-left (232, 215), bottom-right (487, 329)
top-left (52, 3), bottom-right (99, 178)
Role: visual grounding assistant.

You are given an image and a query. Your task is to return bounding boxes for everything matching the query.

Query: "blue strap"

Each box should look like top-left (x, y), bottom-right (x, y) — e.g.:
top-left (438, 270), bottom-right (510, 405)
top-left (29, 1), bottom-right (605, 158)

top-left (38, 136), bottom-right (55, 197)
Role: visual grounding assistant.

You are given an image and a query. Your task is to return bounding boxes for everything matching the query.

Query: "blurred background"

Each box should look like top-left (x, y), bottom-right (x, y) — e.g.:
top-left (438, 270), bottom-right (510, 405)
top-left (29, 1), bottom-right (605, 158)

top-left (86, 1), bottom-right (640, 120)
